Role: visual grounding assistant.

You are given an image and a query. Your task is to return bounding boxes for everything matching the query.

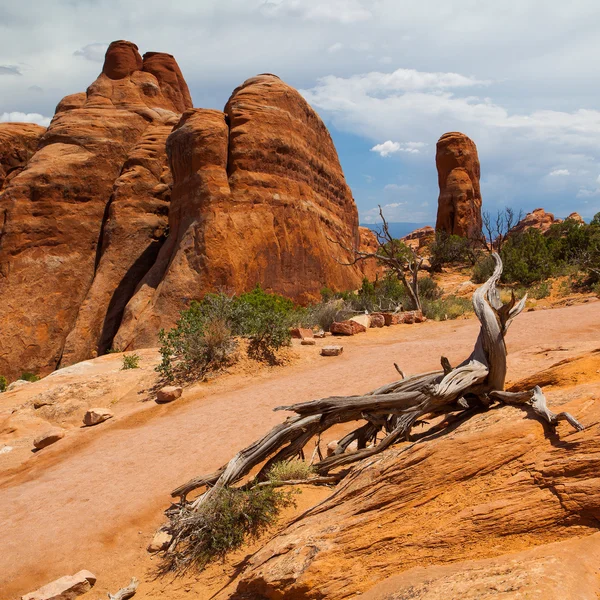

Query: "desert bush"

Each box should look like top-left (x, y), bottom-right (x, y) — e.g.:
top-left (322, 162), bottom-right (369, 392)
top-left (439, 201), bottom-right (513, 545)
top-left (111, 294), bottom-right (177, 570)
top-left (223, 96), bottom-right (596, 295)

top-left (231, 285), bottom-right (296, 363)
top-left (158, 300), bottom-right (238, 382)
top-left (19, 372), bottom-right (40, 382)
top-left (530, 281), bottom-right (551, 300)
top-left (122, 353), bottom-right (141, 370)
top-left (162, 485), bottom-right (297, 572)
top-left (472, 255), bottom-right (496, 283)
top-left (267, 459), bottom-right (315, 482)
top-left (418, 276), bottom-right (442, 301)
top-left (430, 232), bottom-right (476, 271)
top-left (0, 376), bottom-right (6, 392)
top-left (501, 229), bottom-right (553, 285)
top-left (422, 295), bottom-right (473, 321)
top-left (304, 299), bottom-right (353, 331)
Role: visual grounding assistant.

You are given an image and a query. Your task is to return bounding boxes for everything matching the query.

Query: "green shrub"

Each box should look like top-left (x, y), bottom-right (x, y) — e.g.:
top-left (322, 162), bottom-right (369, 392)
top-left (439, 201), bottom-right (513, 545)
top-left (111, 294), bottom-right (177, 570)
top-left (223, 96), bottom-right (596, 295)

top-left (267, 459), bottom-right (315, 482)
top-left (422, 295), bottom-right (473, 321)
top-left (430, 232), bottom-right (475, 271)
top-left (162, 485), bottom-right (297, 572)
top-left (472, 255), bottom-right (496, 284)
top-left (122, 353), bottom-right (141, 370)
top-left (0, 376), bottom-right (7, 393)
top-left (158, 297), bottom-right (238, 382)
top-left (304, 299), bottom-right (353, 332)
top-left (530, 281), bottom-right (551, 300)
top-left (500, 229), bottom-right (553, 284)
top-left (19, 372), bottom-right (39, 382)
top-left (231, 285), bottom-right (296, 364)
top-left (418, 277), bottom-right (442, 301)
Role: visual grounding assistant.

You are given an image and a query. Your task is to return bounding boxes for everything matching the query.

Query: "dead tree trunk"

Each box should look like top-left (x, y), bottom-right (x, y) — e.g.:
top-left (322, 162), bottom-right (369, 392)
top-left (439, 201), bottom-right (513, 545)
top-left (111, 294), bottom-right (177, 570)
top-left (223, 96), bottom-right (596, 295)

top-left (169, 253), bottom-right (583, 515)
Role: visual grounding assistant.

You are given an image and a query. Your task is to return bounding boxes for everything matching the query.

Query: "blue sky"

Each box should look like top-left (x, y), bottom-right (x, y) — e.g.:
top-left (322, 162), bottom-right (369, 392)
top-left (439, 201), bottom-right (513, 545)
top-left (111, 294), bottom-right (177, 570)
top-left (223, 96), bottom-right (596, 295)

top-left (1, 0), bottom-right (600, 224)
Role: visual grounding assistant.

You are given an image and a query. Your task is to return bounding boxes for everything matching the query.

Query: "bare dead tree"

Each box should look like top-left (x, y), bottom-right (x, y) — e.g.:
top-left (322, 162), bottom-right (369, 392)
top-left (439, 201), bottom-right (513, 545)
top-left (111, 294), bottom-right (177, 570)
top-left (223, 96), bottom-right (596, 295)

top-left (328, 205), bottom-right (424, 311)
top-left (482, 207), bottom-right (524, 252)
top-left (165, 254), bottom-right (583, 541)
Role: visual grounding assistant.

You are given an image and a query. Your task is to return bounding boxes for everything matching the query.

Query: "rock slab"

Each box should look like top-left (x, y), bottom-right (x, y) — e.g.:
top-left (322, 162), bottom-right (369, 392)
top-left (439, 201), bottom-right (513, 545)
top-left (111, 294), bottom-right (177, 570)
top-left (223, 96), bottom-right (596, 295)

top-left (33, 428), bottom-right (65, 450)
top-left (331, 320), bottom-right (367, 336)
top-left (83, 408), bottom-right (114, 426)
top-left (321, 345), bottom-right (343, 357)
top-left (21, 570), bottom-right (96, 600)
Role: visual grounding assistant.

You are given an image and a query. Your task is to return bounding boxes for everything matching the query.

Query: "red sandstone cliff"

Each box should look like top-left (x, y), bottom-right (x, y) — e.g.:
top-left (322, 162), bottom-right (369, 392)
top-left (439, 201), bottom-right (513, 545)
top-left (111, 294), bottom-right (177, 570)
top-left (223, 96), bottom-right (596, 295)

top-left (435, 132), bottom-right (482, 239)
top-left (114, 75), bottom-right (368, 350)
top-left (0, 41), bottom-right (191, 377)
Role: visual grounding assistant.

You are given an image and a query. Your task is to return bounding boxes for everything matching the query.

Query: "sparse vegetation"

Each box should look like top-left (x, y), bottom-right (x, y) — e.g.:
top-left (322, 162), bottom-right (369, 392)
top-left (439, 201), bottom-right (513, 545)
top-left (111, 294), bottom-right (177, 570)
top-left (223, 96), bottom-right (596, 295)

top-left (161, 485), bottom-right (297, 573)
top-left (0, 376), bottom-right (7, 392)
top-left (422, 295), bottom-right (473, 321)
top-left (430, 231), bottom-right (476, 271)
top-left (267, 459), bottom-right (315, 482)
top-left (19, 372), bottom-right (40, 382)
top-left (122, 353), bottom-right (141, 370)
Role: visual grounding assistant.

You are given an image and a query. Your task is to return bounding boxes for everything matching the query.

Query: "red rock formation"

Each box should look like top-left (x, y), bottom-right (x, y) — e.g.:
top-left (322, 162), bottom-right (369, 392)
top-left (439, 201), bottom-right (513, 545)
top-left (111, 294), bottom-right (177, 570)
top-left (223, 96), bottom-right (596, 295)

top-left (566, 212), bottom-right (585, 225)
top-left (0, 41), bottom-right (191, 378)
top-left (435, 132), bottom-right (482, 239)
top-left (402, 225), bottom-right (435, 250)
top-left (509, 208), bottom-right (557, 235)
top-left (114, 76), bottom-right (368, 350)
top-left (0, 123), bottom-right (45, 190)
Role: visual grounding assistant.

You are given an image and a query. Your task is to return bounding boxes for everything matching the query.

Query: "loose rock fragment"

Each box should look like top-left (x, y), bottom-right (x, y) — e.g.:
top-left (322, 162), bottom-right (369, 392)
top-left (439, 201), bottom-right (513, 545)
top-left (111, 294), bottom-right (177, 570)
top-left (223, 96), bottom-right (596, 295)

top-left (33, 428), bottom-right (65, 450)
top-left (321, 345), bottom-right (343, 357)
top-left (148, 530), bottom-right (172, 553)
top-left (83, 407), bottom-right (114, 426)
top-left (156, 386), bottom-right (183, 403)
top-left (301, 339), bottom-right (316, 346)
top-left (21, 570), bottom-right (96, 600)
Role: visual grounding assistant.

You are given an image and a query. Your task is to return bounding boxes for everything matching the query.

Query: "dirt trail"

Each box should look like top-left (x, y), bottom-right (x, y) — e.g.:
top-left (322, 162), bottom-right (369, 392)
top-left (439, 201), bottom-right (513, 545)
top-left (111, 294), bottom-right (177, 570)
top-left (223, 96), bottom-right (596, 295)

top-left (2, 302), bottom-right (599, 598)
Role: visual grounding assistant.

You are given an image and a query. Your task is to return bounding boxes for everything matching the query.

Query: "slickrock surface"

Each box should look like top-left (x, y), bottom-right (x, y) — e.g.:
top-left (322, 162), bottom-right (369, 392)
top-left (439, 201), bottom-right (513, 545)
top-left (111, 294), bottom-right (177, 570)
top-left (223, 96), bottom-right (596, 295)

top-left (435, 132), bottom-right (482, 238)
top-left (225, 349), bottom-right (600, 599)
top-left (0, 123), bottom-right (45, 190)
top-left (0, 41), bottom-right (190, 379)
top-left (114, 75), bottom-right (370, 350)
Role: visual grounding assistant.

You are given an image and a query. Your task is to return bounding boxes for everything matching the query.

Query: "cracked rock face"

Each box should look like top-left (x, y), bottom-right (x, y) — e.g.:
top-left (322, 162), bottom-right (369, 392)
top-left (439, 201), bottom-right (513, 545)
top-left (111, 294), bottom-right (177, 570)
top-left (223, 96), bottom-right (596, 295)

top-left (435, 131), bottom-right (482, 239)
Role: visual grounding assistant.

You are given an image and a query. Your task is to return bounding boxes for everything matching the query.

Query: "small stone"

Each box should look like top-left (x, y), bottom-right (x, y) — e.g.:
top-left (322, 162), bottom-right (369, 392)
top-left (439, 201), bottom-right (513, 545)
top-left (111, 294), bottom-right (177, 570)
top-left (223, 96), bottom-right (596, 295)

top-left (370, 314), bottom-right (385, 328)
top-left (148, 529), bottom-right (172, 553)
top-left (321, 345), bottom-right (343, 357)
top-left (156, 386), bottom-right (183, 403)
top-left (33, 428), bottom-right (65, 450)
top-left (290, 327), bottom-right (314, 340)
top-left (314, 330), bottom-right (325, 338)
top-left (301, 339), bottom-right (316, 346)
top-left (21, 570), bottom-right (96, 600)
top-left (349, 314), bottom-right (370, 328)
top-left (326, 439), bottom-right (358, 456)
top-left (83, 407), bottom-right (114, 426)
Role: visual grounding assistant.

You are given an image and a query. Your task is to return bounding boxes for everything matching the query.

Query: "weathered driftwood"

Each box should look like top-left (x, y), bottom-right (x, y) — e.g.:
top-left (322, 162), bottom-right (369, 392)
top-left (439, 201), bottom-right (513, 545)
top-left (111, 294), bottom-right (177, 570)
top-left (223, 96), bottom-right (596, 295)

top-left (169, 254), bottom-right (584, 517)
top-left (108, 578), bottom-right (139, 600)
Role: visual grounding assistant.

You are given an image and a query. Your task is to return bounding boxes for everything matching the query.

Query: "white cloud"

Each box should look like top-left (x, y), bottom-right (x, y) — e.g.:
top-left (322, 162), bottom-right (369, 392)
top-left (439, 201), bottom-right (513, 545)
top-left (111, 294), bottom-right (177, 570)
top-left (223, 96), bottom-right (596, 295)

top-left (0, 65), bottom-right (22, 76)
top-left (0, 111), bottom-right (50, 127)
top-left (371, 140), bottom-right (426, 156)
top-left (549, 169), bottom-right (570, 176)
top-left (74, 43), bottom-right (109, 63)
top-left (262, 0), bottom-right (372, 23)
top-left (327, 42), bottom-right (343, 53)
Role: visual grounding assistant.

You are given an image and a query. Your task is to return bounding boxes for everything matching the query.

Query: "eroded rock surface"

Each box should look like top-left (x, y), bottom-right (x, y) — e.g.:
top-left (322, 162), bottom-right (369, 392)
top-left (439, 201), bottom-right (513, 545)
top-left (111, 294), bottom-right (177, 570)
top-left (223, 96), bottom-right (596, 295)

top-left (0, 41), bottom-right (191, 379)
top-left (435, 132), bottom-right (482, 239)
top-left (0, 123), bottom-right (45, 190)
top-left (114, 75), bottom-right (369, 350)
top-left (509, 208), bottom-right (557, 235)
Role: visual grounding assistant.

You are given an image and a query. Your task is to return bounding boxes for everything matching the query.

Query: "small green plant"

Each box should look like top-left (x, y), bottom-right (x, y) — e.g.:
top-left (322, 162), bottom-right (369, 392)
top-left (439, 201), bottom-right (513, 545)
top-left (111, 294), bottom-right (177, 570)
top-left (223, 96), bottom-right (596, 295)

top-left (19, 372), bottom-right (40, 382)
top-left (122, 353), bottom-right (141, 370)
top-left (472, 255), bottom-right (496, 284)
top-left (267, 459), bottom-right (315, 482)
top-left (0, 376), bottom-right (7, 392)
top-left (161, 485), bottom-right (297, 573)
top-left (530, 281), bottom-right (551, 300)
top-left (557, 279), bottom-right (572, 298)
top-left (422, 295), bottom-right (473, 321)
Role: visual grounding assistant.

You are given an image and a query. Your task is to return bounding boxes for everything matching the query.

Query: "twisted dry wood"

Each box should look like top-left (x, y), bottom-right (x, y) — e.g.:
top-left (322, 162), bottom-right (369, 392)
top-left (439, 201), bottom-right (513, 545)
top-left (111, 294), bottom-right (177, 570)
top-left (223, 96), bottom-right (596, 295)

top-left (169, 253), bottom-right (584, 515)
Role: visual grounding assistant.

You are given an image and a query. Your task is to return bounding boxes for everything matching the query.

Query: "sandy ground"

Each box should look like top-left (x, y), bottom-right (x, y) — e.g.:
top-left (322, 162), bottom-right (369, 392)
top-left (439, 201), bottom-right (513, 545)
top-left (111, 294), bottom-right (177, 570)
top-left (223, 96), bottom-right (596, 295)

top-left (1, 300), bottom-right (599, 599)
